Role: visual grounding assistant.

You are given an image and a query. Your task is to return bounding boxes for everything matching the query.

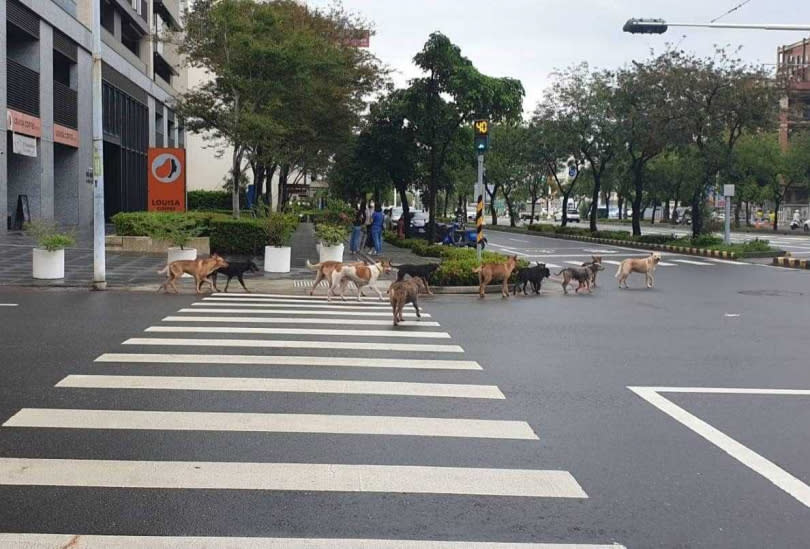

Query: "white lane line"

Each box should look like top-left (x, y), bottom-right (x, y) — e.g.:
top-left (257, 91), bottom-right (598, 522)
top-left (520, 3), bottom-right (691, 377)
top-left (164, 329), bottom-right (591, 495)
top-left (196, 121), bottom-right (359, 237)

top-left (629, 386), bottom-right (810, 508)
top-left (194, 301), bottom-right (392, 311)
top-left (0, 304), bottom-right (18, 307)
top-left (672, 259), bottom-right (713, 266)
top-left (509, 238), bottom-right (529, 243)
top-left (657, 262), bottom-right (677, 266)
top-left (203, 297), bottom-right (391, 307)
top-left (0, 458), bottom-right (587, 497)
top-left (704, 258), bottom-right (745, 265)
top-left (602, 260), bottom-right (622, 265)
top-left (0, 534), bottom-right (626, 549)
top-left (95, 353), bottom-right (481, 370)
top-left (163, 315), bottom-right (442, 327)
top-left (146, 326), bottom-right (451, 339)
top-left (56, 375), bottom-right (505, 399)
top-left (4, 409), bottom-right (536, 439)
top-left (180, 308), bottom-right (429, 318)
top-left (641, 386), bottom-right (810, 395)
top-left (564, 261), bottom-right (583, 266)
top-left (123, 338), bottom-right (464, 353)
top-left (544, 263), bottom-right (562, 269)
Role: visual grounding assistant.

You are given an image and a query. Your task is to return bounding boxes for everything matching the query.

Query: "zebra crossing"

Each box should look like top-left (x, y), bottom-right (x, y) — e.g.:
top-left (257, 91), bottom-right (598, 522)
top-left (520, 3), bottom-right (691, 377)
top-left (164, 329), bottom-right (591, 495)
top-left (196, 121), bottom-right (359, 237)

top-left (551, 258), bottom-right (734, 269)
top-left (0, 292), bottom-right (623, 548)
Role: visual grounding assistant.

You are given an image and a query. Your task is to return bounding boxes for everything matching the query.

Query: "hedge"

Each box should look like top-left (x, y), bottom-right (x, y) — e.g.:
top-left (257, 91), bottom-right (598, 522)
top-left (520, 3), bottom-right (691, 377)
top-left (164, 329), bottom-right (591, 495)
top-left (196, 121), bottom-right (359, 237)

top-left (187, 190), bottom-right (247, 211)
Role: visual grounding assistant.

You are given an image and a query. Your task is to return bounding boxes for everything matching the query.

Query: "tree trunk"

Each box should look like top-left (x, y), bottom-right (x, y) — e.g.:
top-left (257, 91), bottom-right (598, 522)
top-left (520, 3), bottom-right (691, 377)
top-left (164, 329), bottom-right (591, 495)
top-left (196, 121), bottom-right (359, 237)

top-left (589, 174), bottom-right (601, 232)
top-left (690, 191), bottom-right (703, 238)
top-left (278, 164), bottom-right (290, 212)
top-left (651, 202), bottom-right (658, 225)
top-left (231, 145), bottom-right (242, 219)
top-left (561, 192), bottom-right (571, 227)
top-left (663, 198), bottom-right (671, 223)
top-left (631, 165), bottom-right (644, 236)
top-left (617, 195), bottom-right (624, 220)
top-left (400, 188), bottom-right (410, 238)
top-left (745, 201), bottom-right (751, 226)
top-left (773, 198), bottom-right (781, 231)
top-left (734, 198), bottom-right (742, 229)
top-left (265, 164), bottom-right (277, 206)
top-left (486, 184), bottom-right (498, 225)
top-left (529, 193), bottom-right (537, 226)
top-left (504, 191), bottom-right (517, 227)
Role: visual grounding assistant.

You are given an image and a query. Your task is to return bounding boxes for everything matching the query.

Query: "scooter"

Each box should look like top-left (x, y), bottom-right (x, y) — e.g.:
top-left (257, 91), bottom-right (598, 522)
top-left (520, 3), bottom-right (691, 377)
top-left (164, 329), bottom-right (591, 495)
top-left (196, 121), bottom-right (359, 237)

top-left (440, 221), bottom-right (487, 249)
top-left (790, 218), bottom-right (803, 230)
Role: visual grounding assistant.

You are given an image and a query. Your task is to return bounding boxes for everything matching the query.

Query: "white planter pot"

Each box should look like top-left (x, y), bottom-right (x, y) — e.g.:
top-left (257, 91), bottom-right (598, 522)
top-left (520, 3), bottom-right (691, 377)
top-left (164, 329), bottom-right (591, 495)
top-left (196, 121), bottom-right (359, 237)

top-left (264, 246), bottom-right (291, 273)
top-left (167, 247), bottom-right (197, 277)
top-left (318, 243), bottom-right (344, 262)
top-left (32, 248), bottom-right (65, 280)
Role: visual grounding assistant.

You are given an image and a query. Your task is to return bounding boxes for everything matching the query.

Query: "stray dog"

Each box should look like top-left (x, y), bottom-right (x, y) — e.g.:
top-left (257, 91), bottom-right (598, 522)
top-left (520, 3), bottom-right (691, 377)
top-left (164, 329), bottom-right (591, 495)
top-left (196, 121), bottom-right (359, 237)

top-left (158, 254), bottom-right (228, 294)
top-left (581, 255), bottom-right (603, 287)
top-left (473, 255), bottom-right (518, 298)
top-left (394, 262), bottom-right (439, 295)
top-left (556, 262), bottom-right (604, 294)
top-left (512, 263), bottom-right (551, 295)
top-left (388, 277), bottom-right (427, 326)
top-left (212, 260), bottom-right (260, 293)
top-left (615, 252), bottom-right (661, 289)
top-left (306, 258), bottom-right (392, 301)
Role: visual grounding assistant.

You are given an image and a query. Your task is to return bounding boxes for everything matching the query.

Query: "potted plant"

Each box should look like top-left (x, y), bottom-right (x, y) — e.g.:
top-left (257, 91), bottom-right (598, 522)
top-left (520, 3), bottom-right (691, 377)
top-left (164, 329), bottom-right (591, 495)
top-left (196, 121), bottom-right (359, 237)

top-left (150, 217), bottom-right (204, 265)
top-left (315, 223), bottom-right (348, 262)
top-left (25, 221), bottom-right (76, 279)
top-left (264, 213), bottom-right (298, 273)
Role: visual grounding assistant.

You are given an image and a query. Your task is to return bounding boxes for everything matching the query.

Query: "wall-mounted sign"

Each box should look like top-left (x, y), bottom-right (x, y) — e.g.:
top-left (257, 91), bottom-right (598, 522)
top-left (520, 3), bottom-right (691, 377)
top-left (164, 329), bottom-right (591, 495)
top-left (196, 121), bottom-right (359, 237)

top-left (12, 133), bottom-right (37, 157)
top-left (7, 109), bottom-right (41, 138)
top-left (148, 147), bottom-right (186, 212)
top-left (54, 124), bottom-right (80, 148)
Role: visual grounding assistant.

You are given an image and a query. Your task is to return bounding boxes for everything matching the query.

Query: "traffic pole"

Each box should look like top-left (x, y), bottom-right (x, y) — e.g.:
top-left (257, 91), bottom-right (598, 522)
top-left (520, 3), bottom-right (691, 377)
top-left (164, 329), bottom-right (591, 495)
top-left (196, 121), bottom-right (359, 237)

top-left (91, 0), bottom-right (106, 289)
top-left (476, 194), bottom-right (484, 261)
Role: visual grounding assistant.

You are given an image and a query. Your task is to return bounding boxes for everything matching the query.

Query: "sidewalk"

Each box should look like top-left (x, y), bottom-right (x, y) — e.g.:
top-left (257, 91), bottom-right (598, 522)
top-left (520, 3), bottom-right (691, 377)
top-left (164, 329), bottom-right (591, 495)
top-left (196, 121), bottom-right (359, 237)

top-left (0, 222), bottom-right (426, 292)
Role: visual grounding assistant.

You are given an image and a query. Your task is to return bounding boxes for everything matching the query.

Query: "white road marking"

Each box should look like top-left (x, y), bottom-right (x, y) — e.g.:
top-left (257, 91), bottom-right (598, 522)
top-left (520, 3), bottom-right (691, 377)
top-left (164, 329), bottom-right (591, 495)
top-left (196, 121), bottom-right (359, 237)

top-left (509, 238), bottom-right (529, 242)
top-left (180, 308), bottom-right (429, 318)
top-left (0, 304), bottom-right (18, 307)
top-left (95, 353), bottom-right (482, 370)
top-left (163, 315), bottom-right (442, 327)
top-left (601, 260), bottom-right (622, 265)
top-left (704, 258), bottom-right (745, 265)
top-left (672, 259), bottom-right (713, 266)
top-left (544, 263), bottom-right (562, 269)
top-left (124, 338), bottom-right (464, 353)
top-left (56, 374), bottom-right (505, 399)
top-left (0, 534), bottom-right (626, 549)
top-left (724, 313), bottom-right (741, 318)
top-left (204, 297), bottom-right (391, 307)
top-left (657, 262), bottom-right (677, 266)
top-left (4, 409), bottom-right (534, 439)
top-left (194, 301), bottom-right (392, 310)
top-left (638, 386), bottom-right (810, 396)
top-left (629, 386), bottom-right (810, 508)
top-left (146, 326), bottom-right (451, 339)
top-left (214, 293), bottom-right (389, 301)
top-left (564, 261), bottom-right (584, 266)
top-left (0, 458), bottom-right (588, 497)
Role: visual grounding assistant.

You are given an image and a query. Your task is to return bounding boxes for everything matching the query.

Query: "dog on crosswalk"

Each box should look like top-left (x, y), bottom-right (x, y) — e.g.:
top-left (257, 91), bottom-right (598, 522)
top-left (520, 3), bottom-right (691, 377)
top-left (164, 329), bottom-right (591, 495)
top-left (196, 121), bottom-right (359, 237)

top-left (157, 254), bottom-right (228, 294)
top-left (581, 255), bottom-right (603, 287)
top-left (615, 252), bottom-right (661, 289)
top-left (388, 277), bottom-right (427, 326)
top-left (306, 257), bottom-right (392, 301)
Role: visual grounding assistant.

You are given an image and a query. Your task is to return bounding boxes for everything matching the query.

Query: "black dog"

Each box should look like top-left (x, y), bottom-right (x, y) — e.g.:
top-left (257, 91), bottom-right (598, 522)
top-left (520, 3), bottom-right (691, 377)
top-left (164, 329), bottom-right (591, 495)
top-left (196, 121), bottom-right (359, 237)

top-left (212, 260), bottom-right (260, 293)
top-left (394, 263), bottom-right (440, 295)
top-left (512, 263), bottom-right (551, 295)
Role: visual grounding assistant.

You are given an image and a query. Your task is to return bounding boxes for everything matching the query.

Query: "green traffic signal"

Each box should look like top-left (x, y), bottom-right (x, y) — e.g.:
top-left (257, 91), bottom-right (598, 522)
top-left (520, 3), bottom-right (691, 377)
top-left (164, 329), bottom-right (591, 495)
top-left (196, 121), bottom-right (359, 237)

top-left (475, 135), bottom-right (488, 152)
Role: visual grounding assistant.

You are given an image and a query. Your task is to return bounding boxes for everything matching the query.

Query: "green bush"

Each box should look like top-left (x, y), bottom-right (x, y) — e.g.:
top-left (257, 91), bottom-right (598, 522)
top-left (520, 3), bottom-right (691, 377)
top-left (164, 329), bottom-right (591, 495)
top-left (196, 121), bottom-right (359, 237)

top-left (111, 211), bottom-right (217, 237)
top-left (741, 239), bottom-right (770, 252)
top-left (147, 216), bottom-right (205, 249)
top-left (187, 190), bottom-right (247, 211)
top-left (315, 223), bottom-right (349, 246)
top-left (264, 213), bottom-right (298, 247)
top-left (527, 223), bottom-right (557, 233)
top-left (637, 234), bottom-right (676, 244)
top-left (24, 220), bottom-right (76, 251)
top-left (209, 218), bottom-right (266, 255)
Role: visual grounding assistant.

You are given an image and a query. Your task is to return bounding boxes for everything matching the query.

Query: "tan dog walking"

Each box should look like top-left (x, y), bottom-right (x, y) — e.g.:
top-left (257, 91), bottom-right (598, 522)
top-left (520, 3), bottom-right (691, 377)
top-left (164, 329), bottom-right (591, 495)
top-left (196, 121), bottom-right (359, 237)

top-left (158, 254), bottom-right (228, 294)
top-left (473, 255), bottom-right (519, 298)
top-left (388, 277), bottom-right (427, 326)
top-left (615, 252), bottom-right (661, 289)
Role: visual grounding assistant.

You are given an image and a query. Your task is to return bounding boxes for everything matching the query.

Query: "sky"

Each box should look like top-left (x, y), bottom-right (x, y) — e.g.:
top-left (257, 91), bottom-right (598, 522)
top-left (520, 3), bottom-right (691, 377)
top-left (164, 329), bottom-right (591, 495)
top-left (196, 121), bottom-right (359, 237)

top-left (308, 0), bottom-right (808, 114)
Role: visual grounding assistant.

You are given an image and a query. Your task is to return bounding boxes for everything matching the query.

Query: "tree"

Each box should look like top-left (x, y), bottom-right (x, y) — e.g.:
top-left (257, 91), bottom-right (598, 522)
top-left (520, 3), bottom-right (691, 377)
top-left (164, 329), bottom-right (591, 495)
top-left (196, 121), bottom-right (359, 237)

top-left (729, 133), bottom-right (780, 228)
top-left (401, 33), bottom-right (524, 239)
top-left (486, 124), bottom-right (530, 227)
top-left (776, 131), bottom-right (810, 230)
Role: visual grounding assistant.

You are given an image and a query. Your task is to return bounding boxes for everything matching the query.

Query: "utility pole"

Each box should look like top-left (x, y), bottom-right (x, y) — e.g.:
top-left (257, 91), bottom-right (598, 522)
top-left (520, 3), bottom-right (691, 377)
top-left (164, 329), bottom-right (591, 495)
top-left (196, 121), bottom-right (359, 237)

top-left (724, 184), bottom-right (735, 245)
top-left (91, 0), bottom-right (106, 289)
top-left (473, 120), bottom-right (489, 261)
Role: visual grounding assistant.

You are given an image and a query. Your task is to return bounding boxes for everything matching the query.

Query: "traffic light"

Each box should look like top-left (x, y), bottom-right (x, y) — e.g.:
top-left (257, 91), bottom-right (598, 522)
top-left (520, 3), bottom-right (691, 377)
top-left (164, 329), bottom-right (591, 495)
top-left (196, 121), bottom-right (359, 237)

top-left (622, 18), bottom-right (668, 34)
top-left (474, 119), bottom-right (489, 153)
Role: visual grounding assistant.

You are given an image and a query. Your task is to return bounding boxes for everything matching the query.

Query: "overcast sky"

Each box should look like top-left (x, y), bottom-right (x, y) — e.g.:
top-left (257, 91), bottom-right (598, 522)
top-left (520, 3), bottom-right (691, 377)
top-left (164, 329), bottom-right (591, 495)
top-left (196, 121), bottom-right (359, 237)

top-left (309, 0), bottom-right (808, 113)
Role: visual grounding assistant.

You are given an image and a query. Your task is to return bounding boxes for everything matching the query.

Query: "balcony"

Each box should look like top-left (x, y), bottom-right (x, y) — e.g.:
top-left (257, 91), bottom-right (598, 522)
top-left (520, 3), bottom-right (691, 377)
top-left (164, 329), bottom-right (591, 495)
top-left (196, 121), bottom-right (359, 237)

top-left (7, 59), bottom-right (40, 117)
top-left (53, 81), bottom-right (78, 129)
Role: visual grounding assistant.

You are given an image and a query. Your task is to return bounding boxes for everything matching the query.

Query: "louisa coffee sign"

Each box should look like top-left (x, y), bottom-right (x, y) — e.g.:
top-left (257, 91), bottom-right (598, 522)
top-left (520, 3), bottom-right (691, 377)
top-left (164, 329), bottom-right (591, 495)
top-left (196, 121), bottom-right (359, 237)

top-left (147, 148), bottom-right (186, 212)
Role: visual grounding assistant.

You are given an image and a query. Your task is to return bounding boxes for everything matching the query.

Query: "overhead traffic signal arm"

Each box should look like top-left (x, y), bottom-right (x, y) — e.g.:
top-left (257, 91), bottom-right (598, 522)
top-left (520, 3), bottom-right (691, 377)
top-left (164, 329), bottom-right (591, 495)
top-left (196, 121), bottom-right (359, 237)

top-left (623, 18), bottom-right (668, 34)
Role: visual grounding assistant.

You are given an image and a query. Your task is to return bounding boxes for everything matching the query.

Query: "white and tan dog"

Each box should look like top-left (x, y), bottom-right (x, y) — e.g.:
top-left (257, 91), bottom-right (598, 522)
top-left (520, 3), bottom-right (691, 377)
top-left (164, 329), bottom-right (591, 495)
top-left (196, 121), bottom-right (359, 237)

top-left (306, 258), bottom-right (392, 301)
top-left (615, 252), bottom-right (661, 289)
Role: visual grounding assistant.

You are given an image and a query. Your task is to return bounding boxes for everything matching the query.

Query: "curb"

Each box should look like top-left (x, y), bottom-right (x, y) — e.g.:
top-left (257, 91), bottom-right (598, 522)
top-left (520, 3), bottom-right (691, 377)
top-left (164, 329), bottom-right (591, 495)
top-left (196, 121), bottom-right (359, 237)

top-left (772, 256), bottom-right (810, 269)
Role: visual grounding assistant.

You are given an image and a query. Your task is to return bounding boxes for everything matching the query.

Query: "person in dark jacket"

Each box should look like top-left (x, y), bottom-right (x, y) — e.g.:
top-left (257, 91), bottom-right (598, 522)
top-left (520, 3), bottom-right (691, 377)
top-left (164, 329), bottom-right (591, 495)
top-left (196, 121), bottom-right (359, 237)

top-left (350, 203), bottom-right (366, 255)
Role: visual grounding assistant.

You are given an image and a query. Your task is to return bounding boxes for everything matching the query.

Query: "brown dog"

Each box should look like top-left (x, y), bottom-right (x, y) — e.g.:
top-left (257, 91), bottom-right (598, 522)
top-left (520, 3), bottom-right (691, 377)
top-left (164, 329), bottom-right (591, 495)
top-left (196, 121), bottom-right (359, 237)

top-left (473, 255), bottom-right (519, 298)
top-left (158, 254), bottom-right (228, 294)
top-left (581, 255), bottom-right (603, 287)
top-left (388, 277), bottom-right (427, 326)
top-left (615, 252), bottom-right (661, 289)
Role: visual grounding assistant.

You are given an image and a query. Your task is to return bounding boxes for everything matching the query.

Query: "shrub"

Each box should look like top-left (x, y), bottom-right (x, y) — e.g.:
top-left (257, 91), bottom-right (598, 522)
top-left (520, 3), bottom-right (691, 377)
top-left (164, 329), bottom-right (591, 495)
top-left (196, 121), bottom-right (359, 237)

top-left (111, 211), bottom-right (216, 237)
top-left (315, 223), bottom-right (349, 246)
top-left (264, 213), bottom-right (298, 247)
top-left (527, 223), bottom-right (557, 233)
top-left (24, 220), bottom-right (76, 251)
top-left (147, 216), bottom-right (205, 249)
top-left (741, 239), bottom-right (770, 252)
top-left (637, 234), bottom-right (676, 244)
top-left (187, 190), bottom-right (247, 211)
top-left (209, 218), bottom-right (266, 256)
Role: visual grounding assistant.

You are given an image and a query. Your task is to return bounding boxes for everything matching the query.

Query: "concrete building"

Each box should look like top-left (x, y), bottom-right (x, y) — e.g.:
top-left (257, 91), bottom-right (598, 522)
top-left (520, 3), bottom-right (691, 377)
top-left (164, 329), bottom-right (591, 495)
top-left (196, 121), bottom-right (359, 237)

top-left (2, 0), bottom-right (185, 233)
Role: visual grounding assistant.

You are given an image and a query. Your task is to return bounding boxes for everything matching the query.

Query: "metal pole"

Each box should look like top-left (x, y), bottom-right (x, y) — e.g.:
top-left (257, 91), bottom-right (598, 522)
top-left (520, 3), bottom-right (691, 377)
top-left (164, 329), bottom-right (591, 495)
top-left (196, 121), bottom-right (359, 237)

top-left (91, 0), bottom-right (106, 289)
top-left (476, 154), bottom-right (484, 261)
top-left (724, 198), bottom-right (731, 245)
top-left (667, 22), bottom-right (810, 31)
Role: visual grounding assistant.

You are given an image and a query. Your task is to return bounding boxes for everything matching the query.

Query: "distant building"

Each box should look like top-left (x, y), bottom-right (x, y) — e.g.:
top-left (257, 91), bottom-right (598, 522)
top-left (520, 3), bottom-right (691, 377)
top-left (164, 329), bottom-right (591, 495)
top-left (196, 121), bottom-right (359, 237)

top-left (1, 0), bottom-right (185, 233)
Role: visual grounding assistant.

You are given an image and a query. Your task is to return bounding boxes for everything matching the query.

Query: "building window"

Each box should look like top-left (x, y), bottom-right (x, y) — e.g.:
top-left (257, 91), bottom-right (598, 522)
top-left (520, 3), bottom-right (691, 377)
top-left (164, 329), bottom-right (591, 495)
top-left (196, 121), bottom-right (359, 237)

top-left (121, 23), bottom-right (140, 57)
top-left (101, 0), bottom-right (115, 34)
top-left (155, 109), bottom-right (164, 147)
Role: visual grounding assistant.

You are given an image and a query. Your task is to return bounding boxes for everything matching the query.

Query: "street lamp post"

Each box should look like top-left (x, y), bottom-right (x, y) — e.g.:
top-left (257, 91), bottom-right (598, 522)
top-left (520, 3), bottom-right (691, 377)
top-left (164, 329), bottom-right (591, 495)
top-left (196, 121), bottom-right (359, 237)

top-left (91, 0), bottom-right (106, 290)
top-left (623, 18), bottom-right (810, 34)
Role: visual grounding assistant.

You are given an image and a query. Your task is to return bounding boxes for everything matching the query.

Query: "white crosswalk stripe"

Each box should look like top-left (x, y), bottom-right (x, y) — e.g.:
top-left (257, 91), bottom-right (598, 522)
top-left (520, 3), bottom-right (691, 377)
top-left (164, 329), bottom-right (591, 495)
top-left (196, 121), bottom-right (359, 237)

top-left (145, 326), bottom-right (452, 339)
top-left (602, 260), bottom-right (622, 265)
top-left (95, 353), bottom-right (482, 370)
top-left (672, 259), bottom-right (714, 266)
top-left (704, 257), bottom-right (744, 265)
top-left (0, 292), bottom-right (615, 545)
top-left (657, 262), bottom-right (677, 266)
top-left (123, 337), bottom-right (464, 353)
top-left (56, 375), bottom-right (505, 399)
top-left (163, 315), bottom-right (442, 327)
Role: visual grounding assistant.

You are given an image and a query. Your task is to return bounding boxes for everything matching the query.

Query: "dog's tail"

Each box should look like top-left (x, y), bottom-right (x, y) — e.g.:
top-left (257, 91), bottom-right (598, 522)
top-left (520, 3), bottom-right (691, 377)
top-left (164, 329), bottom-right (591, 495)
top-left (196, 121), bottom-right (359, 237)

top-left (305, 260), bottom-right (320, 271)
top-left (157, 265), bottom-right (169, 275)
top-left (614, 264), bottom-right (622, 278)
top-left (555, 269), bottom-right (566, 276)
top-left (472, 265), bottom-right (482, 274)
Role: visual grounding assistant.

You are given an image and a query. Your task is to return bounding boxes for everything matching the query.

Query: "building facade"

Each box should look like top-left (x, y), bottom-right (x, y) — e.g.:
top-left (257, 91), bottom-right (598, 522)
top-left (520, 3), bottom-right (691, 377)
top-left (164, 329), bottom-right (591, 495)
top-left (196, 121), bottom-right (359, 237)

top-left (2, 0), bottom-right (185, 233)
top-left (777, 37), bottom-right (810, 220)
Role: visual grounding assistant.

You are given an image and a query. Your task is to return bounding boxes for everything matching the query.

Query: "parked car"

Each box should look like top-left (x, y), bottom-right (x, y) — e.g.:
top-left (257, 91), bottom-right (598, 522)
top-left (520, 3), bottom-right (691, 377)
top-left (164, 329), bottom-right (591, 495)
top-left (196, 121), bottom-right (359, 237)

top-left (410, 211), bottom-right (429, 234)
top-left (554, 206), bottom-right (580, 222)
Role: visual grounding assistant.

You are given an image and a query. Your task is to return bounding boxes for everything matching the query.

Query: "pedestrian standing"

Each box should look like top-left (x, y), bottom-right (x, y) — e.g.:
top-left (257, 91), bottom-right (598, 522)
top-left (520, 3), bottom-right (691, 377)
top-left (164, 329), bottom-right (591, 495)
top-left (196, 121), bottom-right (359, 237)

top-left (350, 203), bottom-right (366, 255)
top-left (364, 201), bottom-right (375, 253)
top-left (371, 205), bottom-right (384, 255)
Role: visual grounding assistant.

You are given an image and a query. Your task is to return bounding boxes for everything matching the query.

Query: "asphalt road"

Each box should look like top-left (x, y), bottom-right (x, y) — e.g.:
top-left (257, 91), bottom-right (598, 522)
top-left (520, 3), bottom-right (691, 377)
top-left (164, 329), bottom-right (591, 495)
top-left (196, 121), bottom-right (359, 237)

top-left (0, 243), bottom-right (808, 548)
